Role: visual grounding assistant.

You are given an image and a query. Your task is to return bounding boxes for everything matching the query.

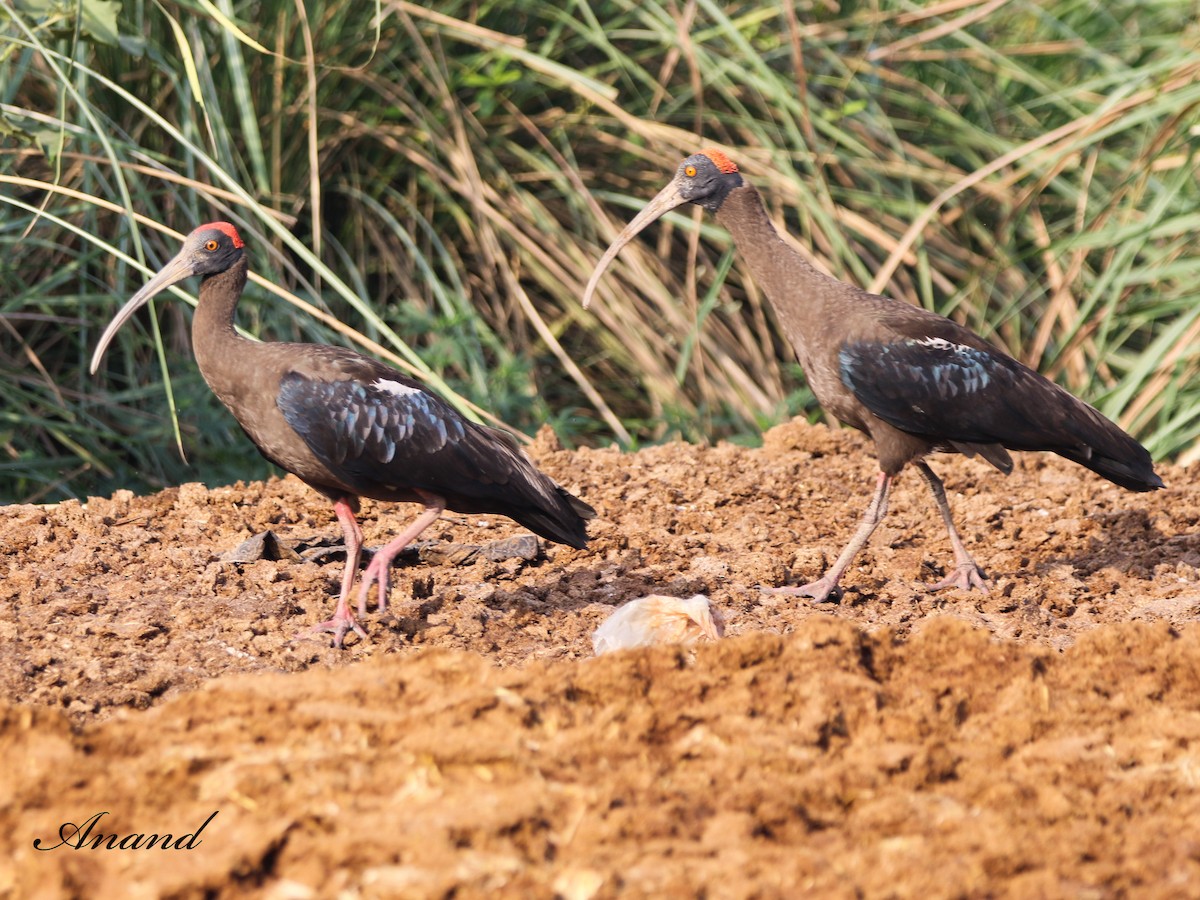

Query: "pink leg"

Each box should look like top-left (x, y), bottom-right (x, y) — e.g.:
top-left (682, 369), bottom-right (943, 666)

top-left (298, 497), bottom-right (369, 649)
top-left (764, 471), bottom-right (892, 602)
top-left (356, 492), bottom-right (446, 618)
top-left (915, 461), bottom-right (989, 593)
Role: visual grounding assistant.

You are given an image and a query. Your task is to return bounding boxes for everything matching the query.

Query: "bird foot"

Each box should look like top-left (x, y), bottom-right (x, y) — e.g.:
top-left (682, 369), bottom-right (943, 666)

top-left (928, 563), bottom-right (989, 594)
top-left (355, 558), bottom-right (393, 619)
top-left (296, 613), bottom-right (368, 650)
top-left (759, 576), bottom-right (843, 603)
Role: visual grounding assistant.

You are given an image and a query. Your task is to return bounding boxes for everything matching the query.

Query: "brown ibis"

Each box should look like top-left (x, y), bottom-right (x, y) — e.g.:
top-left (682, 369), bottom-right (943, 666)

top-left (91, 222), bottom-right (595, 646)
top-left (583, 149), bottom-right (1163, 600)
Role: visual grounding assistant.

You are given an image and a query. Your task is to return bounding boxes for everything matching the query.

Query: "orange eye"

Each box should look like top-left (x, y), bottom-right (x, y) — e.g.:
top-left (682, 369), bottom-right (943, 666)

top-left (205, 240), bottom-right (219, 251)
top-left (684, 165), bottom-right (697, 177)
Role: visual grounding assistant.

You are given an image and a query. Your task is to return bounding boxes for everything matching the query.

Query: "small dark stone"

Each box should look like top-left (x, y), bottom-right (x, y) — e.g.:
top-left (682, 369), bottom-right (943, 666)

top-left (220, 530), bottom-right (299, 563)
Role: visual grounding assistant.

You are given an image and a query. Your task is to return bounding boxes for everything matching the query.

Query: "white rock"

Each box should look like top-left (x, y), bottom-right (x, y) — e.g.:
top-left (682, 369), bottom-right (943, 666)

top-left (592, 594), bottom-right (725, 655)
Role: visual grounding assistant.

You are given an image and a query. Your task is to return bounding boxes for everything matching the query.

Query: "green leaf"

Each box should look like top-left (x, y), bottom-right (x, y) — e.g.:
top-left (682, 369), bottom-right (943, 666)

top-left (78, 0), bottom-right (120, 45)
top-left (32, 127), bottom-right (67, 164)
top-left (13, 0), bottom-right (121, 46)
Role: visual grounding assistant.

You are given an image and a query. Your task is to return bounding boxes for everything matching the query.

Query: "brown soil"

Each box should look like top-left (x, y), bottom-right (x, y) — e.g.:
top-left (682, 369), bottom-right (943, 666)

top-left (4, 419), bottom-right (1200, 898)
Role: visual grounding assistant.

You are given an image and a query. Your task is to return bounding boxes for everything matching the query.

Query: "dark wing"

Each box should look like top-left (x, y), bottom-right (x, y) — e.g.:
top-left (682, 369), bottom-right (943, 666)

top-left (277, 370), bottom-right (594, 546)
top-left (278, 371), bottom-right (468, 475)
top-left (838, 335), bottom-right (1162, 492)
top-left (839, 336), bottom-right (1023, 444)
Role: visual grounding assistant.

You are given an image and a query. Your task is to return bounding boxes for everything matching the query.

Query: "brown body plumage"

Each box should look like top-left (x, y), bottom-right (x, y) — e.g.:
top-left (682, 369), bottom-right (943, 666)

top-left (93, 223), bottom-right (594, 646)
top-left (584, 150), bottom-right (1161, 599)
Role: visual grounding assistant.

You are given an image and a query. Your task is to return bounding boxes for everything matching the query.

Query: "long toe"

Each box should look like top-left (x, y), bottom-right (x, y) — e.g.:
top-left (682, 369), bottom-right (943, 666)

top-left (296, 614), bottom-right (369, 649)
top-left (759, 577), bottom-right (844, 603)
top-left (928, 563), bottom-right (990, 594)
top-left (355, 558), bottom-right (392, 619)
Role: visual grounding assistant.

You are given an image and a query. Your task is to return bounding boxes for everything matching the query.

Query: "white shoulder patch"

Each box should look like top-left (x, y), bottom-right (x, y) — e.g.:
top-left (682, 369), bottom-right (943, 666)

top-left (913, 336), bottom-right (968, 352)
top-left (373, 378), bottom-right (422, 398)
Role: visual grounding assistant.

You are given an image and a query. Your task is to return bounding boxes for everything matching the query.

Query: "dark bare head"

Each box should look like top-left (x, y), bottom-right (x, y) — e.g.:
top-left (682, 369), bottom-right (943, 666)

top-left (89, 222), bottom-right (246, 374)
top-left (582, 149), bottom-right (743, 309)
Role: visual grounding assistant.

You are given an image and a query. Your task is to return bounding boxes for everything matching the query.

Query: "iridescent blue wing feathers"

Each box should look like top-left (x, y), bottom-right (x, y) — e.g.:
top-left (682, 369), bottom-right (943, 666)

top-left (277, 371), bottom-right (593, 546)
top-left (839, 336), bottom-right (1162, 492)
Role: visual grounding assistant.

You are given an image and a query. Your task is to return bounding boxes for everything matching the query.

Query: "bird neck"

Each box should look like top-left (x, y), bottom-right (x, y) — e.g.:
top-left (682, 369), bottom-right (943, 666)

top-left (714, 183), bottom-right (825, 297)
top-left (713, 182), bottom-right (838, 354)
top-left (191, 255), bottom-right (254, 396)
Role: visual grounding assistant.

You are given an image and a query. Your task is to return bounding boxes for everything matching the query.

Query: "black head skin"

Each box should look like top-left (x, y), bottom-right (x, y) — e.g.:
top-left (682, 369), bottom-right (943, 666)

top-left (184, 222), bottom-right (246, 277)
top-left (582, 148), bottom-right (744, 308)
top-left (675, 151), bottom-right (745, 212)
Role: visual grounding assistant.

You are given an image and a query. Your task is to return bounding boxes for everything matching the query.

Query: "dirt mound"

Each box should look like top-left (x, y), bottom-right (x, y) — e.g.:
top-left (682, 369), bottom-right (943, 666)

top-left (2, 420), bottom-right (1198, 896)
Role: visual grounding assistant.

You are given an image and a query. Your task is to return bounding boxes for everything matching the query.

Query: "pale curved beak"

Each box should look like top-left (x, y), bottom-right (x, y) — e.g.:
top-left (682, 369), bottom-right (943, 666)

top-left (581, 174), bottom-right (689, 310)
top-left (89, 251), bottom-right (196, 375)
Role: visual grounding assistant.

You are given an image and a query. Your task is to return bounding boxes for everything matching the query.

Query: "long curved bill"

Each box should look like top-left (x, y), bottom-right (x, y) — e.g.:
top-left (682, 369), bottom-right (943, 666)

top-left (581, 174), bottom-right (689, 310)
top-left (89, 252), bottom-right (196, 375)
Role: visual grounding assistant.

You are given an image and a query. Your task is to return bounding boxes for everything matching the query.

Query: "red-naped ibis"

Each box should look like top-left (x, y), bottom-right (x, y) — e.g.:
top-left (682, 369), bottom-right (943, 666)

top-left (91, 222), bottom-right (595, 646)
top-left (583, 150), bottom-right (1162, 600)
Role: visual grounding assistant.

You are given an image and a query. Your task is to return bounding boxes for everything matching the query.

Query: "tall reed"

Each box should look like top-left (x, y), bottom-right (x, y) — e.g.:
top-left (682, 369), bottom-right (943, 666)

top-left (3, 0), bottom-right (1198, 502)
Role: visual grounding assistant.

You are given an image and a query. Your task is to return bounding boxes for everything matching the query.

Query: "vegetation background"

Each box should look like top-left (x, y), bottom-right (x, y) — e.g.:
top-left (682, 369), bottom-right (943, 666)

top-left (2, 0), bottom-right (1199, 504)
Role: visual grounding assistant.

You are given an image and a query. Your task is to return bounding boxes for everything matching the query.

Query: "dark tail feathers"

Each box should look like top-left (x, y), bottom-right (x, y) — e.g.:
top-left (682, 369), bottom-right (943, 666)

top-left (1058, 442), bottom-right (1163, 492)
top-left (1055, 405), bottom-right (1163, 492)
top-left (515, 487), bottom-right (596, 549)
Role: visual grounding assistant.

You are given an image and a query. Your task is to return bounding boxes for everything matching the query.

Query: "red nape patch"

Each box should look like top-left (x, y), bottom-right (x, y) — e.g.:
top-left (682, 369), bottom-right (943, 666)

top-left (197, 221), bottom-right (245, 248)
top-left (700, 148), bottom-right (738, 174)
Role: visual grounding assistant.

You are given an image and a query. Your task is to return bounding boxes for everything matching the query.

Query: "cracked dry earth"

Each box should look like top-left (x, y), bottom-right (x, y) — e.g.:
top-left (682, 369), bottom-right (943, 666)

top-left (3, 419), bottom-right (1200, 898)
